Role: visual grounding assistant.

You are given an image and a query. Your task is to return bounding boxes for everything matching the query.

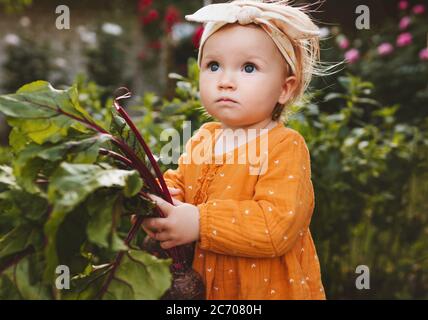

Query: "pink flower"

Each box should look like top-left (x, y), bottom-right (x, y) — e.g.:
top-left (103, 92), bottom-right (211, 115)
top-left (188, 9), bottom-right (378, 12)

top-left (140, 8), bottom-right (159, 26)
top-left (398, 1), bottom-right (408, 10)
top-left (164, 5), bottom-right (181, 33)
top-left (192, 26), bottom-right (204, 48)
top-left (339, 37), bottom-right (350, 49)
top-left (377, 43), bottom-right (394, 56)
top-left (399, 16), bottom-right (411, 30)
top-left (345, 48), bottom-right (360, 63)
top-left (412, 4), bottom-right (426, 14)
top-left (138, 0), bottom-right (152, 13)
top-left (396, 32), bottom-right (413, 47)
top-left (419, 48), bottom-right (428, 61)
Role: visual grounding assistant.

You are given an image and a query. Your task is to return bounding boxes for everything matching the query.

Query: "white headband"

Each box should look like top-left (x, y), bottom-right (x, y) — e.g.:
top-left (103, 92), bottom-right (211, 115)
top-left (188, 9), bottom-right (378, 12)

top-left (185, 0), bottom-right (321, 75)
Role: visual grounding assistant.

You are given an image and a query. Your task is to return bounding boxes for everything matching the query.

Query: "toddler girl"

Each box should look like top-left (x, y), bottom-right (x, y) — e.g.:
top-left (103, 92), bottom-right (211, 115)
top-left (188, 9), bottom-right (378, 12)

top-left (142, 0), bottom-right (326, 299)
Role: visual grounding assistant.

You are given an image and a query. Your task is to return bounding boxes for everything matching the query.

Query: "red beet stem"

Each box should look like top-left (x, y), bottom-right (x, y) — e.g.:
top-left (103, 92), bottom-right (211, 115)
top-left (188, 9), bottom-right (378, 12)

top-left (113, 93), bottom-right (173, 204)
top-left (99, 148), bottom-right (133, 167)
top-left (110, 138), bottom-right (164, 195)
top-left (59, 103), bottom-right (164, 197)
top-left (113, 91), bottom-right (189, 268)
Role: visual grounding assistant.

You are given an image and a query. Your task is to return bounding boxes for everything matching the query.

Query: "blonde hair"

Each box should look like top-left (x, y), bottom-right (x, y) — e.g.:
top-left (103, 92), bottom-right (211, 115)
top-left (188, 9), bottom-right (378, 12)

top-left (242, 0), bottom-right (323, 121)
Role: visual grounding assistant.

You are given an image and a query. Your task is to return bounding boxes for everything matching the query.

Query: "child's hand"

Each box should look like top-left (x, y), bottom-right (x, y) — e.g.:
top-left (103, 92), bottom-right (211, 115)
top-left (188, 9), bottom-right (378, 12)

top-left (168, 187), bottom-right (183, 199)
top-left (129, 187), bottom-right (183, 227)
top-left (141, 194), bottom-right (200, 250)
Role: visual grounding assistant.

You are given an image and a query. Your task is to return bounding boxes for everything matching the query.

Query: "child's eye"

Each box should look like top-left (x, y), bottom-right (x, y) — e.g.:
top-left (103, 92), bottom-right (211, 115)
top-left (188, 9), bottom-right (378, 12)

top-left (243, 63), bottom-right (256, 73)
top-left (207, 61), bottom-right (220, 72)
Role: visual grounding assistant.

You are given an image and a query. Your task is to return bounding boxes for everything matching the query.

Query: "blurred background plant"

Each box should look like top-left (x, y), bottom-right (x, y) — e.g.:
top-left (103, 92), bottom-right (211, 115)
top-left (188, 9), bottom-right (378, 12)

top-left (0, 0), bottom-right (427, 299)
top-left (0, 0), bottom-right (32, 13)
top-left (2, 32), bottom-right (53, 93)
top-left (296, 0), bottom-right (428, 298)
top-left (83, 22), bottom-right (129, 96)
top-left (319, 0), bottom-right (428, 124)
top-left (289, 74), bottom-right (428, 299)
top-left (135, 0), bottom-right (202, 96)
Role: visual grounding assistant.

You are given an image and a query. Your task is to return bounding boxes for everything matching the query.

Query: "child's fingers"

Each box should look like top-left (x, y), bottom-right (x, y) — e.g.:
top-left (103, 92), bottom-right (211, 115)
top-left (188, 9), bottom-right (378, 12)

top-left (132, 214), bottom-right (152, 236)
top-left (171, 198), bottom-right (183, 206)
top-left (148, 194), bottom-right (175, 216)
top-left (141, 219), bottom-right (160, 238)
top-left (153, 231), bottom-right (171, 242)
top-left (142, 217), bottom-right (169, 233)
top-left (141, 218), bottom-right (155, 233)
top-left (168, 187), bottom-right (182, 195)
top-left (166, 188), bottom-right (184, 205)
top-left (142, 224), bottom-right (156, 238)
top-left (160, 240), bottom-right (176, 250)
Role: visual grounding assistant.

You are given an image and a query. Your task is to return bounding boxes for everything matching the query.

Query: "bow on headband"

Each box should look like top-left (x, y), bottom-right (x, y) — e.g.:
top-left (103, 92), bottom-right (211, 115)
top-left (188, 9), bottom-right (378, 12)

top-left (185, 0), bottom-right (321, 75)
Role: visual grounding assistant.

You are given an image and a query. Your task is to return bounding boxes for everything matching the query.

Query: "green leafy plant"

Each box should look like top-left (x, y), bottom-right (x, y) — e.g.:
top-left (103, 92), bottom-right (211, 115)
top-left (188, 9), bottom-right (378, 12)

top-left (0, 81), bottom-right (204, 299)
top-left (289, 74), bottom-right (428, 299)
top-left (0, 0), bottom-right (32, 13)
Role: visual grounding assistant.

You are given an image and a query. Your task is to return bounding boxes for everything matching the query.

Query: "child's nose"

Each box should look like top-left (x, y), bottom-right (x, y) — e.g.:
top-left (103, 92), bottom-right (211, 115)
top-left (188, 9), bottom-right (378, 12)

top-left (217, 72), bottom-right (236, 90)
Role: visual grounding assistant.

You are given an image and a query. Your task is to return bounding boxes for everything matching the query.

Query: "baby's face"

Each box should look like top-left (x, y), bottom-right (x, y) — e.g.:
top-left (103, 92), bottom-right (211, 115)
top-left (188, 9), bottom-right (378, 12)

top-left (199, 23), bottom-right (294, 128)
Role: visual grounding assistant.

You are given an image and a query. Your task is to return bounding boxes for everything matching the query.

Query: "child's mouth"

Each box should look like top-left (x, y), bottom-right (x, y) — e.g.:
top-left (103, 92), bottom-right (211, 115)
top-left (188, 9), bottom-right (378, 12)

top-left (217, 97), bottom-right (237, 103)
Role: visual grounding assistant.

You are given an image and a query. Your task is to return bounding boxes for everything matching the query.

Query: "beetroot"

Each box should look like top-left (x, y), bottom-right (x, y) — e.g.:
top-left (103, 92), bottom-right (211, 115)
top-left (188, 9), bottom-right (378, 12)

top-left (142, 237), bottom-right (204, 300)
top-left (161, 264), bottom-right (205, 300)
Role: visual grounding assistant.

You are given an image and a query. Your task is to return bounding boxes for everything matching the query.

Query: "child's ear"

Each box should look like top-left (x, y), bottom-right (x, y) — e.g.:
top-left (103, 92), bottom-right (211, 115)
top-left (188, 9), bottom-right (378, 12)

top-left (278, 76), bottom-right (297, 105)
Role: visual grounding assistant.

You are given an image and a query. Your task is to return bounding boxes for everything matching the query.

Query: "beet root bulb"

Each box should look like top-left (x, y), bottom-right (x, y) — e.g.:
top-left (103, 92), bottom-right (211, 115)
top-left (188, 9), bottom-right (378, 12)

top-left (161, 265), bottom-right (205, 300)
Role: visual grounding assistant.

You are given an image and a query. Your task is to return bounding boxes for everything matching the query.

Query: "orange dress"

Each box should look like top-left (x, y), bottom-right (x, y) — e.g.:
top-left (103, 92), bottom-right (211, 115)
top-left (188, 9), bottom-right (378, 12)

top-left (163, 121), bottom-right (326, 300)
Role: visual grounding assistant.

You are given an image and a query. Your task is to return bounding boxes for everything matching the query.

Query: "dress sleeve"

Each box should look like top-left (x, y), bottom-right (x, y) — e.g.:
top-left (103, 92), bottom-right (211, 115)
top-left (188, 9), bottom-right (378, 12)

top-left (163, 154), bottom-right (186, 202)
top-left (197, 132), bottom-right (315, 258)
